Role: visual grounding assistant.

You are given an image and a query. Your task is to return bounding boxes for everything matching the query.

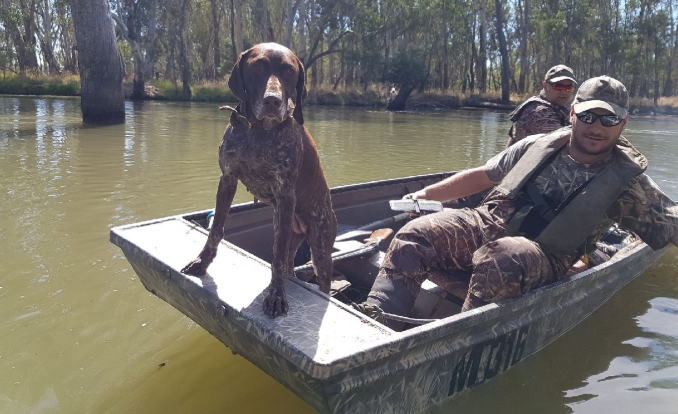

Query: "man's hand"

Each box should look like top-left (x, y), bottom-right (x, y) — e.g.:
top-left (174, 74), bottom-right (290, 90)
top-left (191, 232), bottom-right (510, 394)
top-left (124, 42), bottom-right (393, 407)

top-left (403, 189), bottom-right (428, 200)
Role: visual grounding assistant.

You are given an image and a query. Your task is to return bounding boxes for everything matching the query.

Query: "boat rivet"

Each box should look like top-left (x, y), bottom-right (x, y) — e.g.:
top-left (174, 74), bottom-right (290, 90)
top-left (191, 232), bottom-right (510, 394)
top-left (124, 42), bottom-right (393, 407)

top-left (163, 268), bottom-right (171, 279)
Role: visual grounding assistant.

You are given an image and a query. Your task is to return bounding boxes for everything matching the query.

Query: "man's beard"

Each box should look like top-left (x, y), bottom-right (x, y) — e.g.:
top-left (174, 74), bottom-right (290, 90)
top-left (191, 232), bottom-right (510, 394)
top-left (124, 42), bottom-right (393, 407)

top-left (571, 133), bottom-right (617, 156)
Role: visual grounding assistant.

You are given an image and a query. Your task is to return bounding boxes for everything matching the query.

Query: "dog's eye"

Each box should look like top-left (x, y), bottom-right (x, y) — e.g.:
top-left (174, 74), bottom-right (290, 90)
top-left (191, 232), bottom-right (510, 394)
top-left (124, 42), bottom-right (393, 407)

top-left (285, 68), bottom-right (295, 76)
top-left (252, 63), bottom-right (263, 72)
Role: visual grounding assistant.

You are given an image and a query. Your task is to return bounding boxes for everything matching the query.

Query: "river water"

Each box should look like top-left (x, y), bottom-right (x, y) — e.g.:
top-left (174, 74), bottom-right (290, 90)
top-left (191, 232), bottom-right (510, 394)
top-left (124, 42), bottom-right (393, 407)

top-left (1, 97), bottom-right (677, 414)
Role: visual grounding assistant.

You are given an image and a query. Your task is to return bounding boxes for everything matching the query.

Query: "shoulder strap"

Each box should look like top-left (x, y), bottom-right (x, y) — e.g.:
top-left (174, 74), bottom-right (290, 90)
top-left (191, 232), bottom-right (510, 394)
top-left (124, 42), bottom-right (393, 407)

top-left (496, 128), bottom-right (571, 199)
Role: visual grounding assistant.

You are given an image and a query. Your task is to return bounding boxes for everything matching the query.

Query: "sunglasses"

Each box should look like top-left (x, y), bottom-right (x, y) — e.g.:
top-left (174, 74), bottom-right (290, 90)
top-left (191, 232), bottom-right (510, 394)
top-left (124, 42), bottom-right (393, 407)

top-left (575, 111), bottom-right (623, 127)
top-left (548, 82), bottom-right (575, 92)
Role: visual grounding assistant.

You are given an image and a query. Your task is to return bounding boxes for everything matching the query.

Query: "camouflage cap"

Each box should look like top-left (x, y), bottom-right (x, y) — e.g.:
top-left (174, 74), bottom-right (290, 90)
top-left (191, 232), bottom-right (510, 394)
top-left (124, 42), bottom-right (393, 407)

top-left (544, 65), bottom-right (577, 84)
top-left (572, 76), bottom-right (629, 118)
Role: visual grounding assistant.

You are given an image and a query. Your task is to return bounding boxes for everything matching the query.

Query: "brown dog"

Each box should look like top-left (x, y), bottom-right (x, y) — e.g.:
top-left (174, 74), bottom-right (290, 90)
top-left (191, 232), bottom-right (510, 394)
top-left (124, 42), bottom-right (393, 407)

top-left (182, 43), bottom-right (337, 317)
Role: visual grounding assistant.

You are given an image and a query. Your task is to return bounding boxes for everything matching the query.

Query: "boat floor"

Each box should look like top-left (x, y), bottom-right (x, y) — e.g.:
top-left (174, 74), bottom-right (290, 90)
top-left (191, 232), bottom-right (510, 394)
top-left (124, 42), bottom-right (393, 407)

top-left (116, 216), bottom-right (396, 367)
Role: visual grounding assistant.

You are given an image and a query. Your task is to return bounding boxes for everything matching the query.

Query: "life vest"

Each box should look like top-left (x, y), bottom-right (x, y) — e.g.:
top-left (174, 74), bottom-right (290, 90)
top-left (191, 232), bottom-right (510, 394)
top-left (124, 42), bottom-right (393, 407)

top-left (508, 96), bottom-right (570, 138)
top-left (496, 128), bottom-right (648, 255)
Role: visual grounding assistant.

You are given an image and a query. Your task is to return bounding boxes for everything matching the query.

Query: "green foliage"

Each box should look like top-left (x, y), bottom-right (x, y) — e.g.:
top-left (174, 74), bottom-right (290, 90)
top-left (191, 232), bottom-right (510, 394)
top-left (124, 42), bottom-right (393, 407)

top-left (151, 79), bottom-right (236, 102)
top-left (153, 80), bottom-right (188, 100)
top-left (385, 46), bottom-right (428, 90)
top-left (0, 76), bottom-right (80, 96)
top-left (192, 85), bottom-right (236, 102)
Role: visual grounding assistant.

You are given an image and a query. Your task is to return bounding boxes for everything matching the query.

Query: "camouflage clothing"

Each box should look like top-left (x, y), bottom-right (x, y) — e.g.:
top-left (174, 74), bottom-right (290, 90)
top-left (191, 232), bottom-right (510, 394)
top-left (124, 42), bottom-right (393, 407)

top-left (508, 94), bottom-right (571, 146)
top-left (366, 133), bottom-right (678, 322)
top-left (486, 134), bottom-right (678, 251)
top-left (366, 208), bottom-right (574, 321)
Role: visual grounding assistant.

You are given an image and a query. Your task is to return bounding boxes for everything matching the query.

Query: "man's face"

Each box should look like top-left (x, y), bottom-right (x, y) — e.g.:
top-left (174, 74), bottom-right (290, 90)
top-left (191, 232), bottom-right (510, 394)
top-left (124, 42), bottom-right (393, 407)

top-left (570, 107), bottom-right (627, 157)
top-left (543, 80), bottom-right (575, 107)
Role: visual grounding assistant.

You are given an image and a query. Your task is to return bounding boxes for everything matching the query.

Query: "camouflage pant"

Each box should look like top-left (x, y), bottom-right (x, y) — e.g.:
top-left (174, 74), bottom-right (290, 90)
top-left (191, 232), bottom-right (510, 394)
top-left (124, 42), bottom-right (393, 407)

top-left (366, 208), bottom-right (574, 318)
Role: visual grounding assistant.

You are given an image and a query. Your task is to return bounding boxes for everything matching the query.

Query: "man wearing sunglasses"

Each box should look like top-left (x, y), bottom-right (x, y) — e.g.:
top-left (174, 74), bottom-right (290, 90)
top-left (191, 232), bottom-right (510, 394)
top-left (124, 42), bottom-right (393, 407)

top-left (507, 65), bottom-right (577, 147)
top-left (355, 76), bottom-right (678, 330)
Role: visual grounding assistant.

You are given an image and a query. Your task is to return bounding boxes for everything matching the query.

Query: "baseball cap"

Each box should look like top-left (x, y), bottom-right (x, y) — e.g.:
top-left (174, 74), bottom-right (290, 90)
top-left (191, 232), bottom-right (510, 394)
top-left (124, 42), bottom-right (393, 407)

top-left (544, 65), bottom-right (577, 84)
top-left (572, 76), bottom-right (629, 119)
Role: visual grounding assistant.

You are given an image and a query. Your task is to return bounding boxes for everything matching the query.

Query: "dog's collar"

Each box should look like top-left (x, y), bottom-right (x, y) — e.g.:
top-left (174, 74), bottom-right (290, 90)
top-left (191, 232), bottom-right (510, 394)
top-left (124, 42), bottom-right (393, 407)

top-left (219, 105), bottom-right (252, 129)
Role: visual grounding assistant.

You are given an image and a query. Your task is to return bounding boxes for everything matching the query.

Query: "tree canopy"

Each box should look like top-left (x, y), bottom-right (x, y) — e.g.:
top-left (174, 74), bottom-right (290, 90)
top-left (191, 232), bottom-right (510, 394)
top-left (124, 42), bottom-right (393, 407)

top-left (0, 0), bottom-right (677, 105)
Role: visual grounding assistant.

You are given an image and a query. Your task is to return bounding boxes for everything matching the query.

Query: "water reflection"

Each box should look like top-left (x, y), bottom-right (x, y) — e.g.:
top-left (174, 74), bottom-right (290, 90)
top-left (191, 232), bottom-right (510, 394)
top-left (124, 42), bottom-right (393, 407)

top-left (1, 96), bottom-right (677, 414)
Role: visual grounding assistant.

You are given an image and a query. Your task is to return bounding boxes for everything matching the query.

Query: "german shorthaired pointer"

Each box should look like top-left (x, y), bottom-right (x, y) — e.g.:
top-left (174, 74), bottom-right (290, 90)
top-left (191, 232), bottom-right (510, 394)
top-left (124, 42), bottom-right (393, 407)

top-left (182, 43), bottom-right (337, 317)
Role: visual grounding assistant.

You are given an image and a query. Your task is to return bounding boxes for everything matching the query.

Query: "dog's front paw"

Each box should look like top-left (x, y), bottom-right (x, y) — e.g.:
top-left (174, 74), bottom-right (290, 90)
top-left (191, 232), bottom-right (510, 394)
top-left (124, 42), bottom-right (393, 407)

top-left (181, 258), bottom-right (208, 276)
top-left (263, 282), bottom-right (289, 318)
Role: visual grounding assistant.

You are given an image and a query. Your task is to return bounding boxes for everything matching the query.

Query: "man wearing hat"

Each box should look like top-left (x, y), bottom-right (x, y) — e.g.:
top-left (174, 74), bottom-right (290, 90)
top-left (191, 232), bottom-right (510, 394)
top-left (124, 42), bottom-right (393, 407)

top-left (355, 76), bottom-right (678, 329)
top-left (507, 65), bottom-right (577, 147)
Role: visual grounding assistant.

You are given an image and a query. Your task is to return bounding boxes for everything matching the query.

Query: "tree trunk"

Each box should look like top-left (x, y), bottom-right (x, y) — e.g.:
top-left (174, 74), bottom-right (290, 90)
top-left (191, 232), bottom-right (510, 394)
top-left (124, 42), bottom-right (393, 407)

top-left (234, 0), bottom-right (243, 54)
top-left (23, 0), bottom-right (40, 71)
top-left (55, 0), bottom-right (77, 73)
top-left (664, 0), bottom-right (676, 97)
top-left (518, 0), bottom-right (529, 93)
top-left (387, 86), bottom-right (414, 111)
top-left (469, 14), bottom-right (476, 93)
top-left (210, 0), bottom-right (221, 79)
top-left (478, 0), bottom-right (487, 94)
top-left (70, 0), bottom-right (125, 124)
top-left (382, 32), bottom-right (390, 83)
top-left (110, 0), bottom-right (160, 100)
top-left (178, 0), bottom-right (192, 99)
top-left (298, 0), bottom-right (306, 60)
top-left (332, 53), bottom-right (344, 90)
top-left (495, 0), bottom-right (510, 103)
top-left (6, 0), bottom-right (39, 73)
top-left (654, 37), bottom-right (660, 107)
top-left (442, 0), bottom-right (449, 90)
top-left (230, 0), bottom-right (237, 62)
top-left (38, 0), bottom-right (60, 74)
top-left (284, 0), bottom-right (295, 47)
top-left (260, 0), bottom-right (272, 42)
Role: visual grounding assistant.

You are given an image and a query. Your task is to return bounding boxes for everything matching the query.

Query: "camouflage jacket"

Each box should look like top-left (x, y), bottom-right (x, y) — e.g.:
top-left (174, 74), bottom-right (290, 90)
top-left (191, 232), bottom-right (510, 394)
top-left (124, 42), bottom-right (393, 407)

top-left (508, 94), bottom-right (571, 146)
top-left (482, 131), bottom-right (678, 255)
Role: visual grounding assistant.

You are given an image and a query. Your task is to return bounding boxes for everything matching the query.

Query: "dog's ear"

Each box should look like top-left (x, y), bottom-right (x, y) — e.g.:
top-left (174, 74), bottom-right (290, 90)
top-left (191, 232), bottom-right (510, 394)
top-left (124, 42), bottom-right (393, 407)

top-left (228, 49), bottom-right (250, 102)
top-left (293, 57), bottom-right (307, 125)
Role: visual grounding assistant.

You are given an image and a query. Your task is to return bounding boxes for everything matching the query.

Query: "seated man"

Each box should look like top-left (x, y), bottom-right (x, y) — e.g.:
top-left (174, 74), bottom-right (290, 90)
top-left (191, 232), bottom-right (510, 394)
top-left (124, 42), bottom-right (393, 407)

top-left (358, 76), bottom-right (678, 328)
top-left (507, 65), bottom-right (577, 147)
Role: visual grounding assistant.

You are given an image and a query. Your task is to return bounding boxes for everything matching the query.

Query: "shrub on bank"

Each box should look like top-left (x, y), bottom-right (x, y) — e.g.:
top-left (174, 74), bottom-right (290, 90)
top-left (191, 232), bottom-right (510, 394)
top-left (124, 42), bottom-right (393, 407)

top-left (149, 80), bottom-right (236, 102)
top-left (306, 86), bottom-right (386, 106)
top-left (192, 84), bottom-right (236, 102)
top-left (0, 75), bottom-right (80, 96)
top-left (6, 74), bottom-right (678, 115)
top-left (409, 91), bottom-right (463, 108)
top-left (152, 80), bottom-right (188, 100)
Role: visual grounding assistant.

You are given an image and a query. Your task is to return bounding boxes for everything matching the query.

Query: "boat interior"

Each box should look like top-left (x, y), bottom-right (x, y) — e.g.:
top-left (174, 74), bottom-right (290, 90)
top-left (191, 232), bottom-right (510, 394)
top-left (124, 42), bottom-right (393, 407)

top-left (181, 176), bottom-right (637, 329)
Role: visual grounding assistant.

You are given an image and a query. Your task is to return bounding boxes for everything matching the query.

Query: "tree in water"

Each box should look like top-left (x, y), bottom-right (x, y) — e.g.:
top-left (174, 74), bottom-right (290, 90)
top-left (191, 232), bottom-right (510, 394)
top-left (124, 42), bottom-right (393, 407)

top-left (386, 46), bottom-right (427, 111)
top-left (70, 0), bottom-right (125, 124)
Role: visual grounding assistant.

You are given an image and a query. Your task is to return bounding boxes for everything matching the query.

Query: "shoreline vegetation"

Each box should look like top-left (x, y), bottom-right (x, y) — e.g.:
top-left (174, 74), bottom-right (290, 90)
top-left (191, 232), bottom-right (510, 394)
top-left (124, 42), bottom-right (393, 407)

top-left (2, 74), bottom-right (678, 116)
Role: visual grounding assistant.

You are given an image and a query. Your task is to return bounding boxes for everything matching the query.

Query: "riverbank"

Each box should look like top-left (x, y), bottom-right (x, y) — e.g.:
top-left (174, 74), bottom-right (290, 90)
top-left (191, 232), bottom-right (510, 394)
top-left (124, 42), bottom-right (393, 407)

top-left (2, 74), bottom-right (678, 115)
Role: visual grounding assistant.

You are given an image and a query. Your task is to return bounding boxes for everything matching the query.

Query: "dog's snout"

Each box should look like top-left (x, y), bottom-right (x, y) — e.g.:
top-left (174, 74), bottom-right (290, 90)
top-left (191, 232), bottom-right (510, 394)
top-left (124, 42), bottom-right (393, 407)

top-left (264, 75), bottom-right (283, 108)
top-left (264, 94), bottom-right (282, 108)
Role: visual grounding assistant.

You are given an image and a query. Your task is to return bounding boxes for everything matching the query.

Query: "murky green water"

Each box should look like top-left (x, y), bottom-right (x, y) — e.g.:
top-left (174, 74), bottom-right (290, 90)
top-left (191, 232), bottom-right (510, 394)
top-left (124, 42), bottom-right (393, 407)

top-left (2, 97), bottom-right (677, 413)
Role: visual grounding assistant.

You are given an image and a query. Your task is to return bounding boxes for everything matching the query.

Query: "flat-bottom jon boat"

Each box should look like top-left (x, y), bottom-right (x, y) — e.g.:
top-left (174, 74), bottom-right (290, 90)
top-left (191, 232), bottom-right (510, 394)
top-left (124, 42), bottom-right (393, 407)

top-left (110, 172), bottom-right (666, 414)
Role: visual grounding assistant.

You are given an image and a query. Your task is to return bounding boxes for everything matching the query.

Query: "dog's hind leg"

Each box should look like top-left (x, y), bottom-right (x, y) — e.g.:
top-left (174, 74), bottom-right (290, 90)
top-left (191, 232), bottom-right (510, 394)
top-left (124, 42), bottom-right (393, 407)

top-left (182, 174), bottom-right (238, 276)
top-left (306, 204), bottom-right (337, 294)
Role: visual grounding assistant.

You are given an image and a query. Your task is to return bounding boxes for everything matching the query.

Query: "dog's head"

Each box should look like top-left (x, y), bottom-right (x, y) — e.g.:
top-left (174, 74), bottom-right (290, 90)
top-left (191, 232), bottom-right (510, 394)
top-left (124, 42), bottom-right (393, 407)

top-left (228, 43), bottom-right (307, 127)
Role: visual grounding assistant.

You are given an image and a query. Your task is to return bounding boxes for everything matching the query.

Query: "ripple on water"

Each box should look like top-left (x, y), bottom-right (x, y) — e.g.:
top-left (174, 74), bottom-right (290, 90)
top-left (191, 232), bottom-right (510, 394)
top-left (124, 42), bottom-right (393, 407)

top-left (565, 297), bottom-right (678, 412)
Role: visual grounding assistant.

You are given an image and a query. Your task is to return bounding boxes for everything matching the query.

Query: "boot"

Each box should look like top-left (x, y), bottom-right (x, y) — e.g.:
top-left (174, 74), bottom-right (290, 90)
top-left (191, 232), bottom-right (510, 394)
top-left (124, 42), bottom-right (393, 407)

top-left (356, 271), bottom-right (420, 330)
